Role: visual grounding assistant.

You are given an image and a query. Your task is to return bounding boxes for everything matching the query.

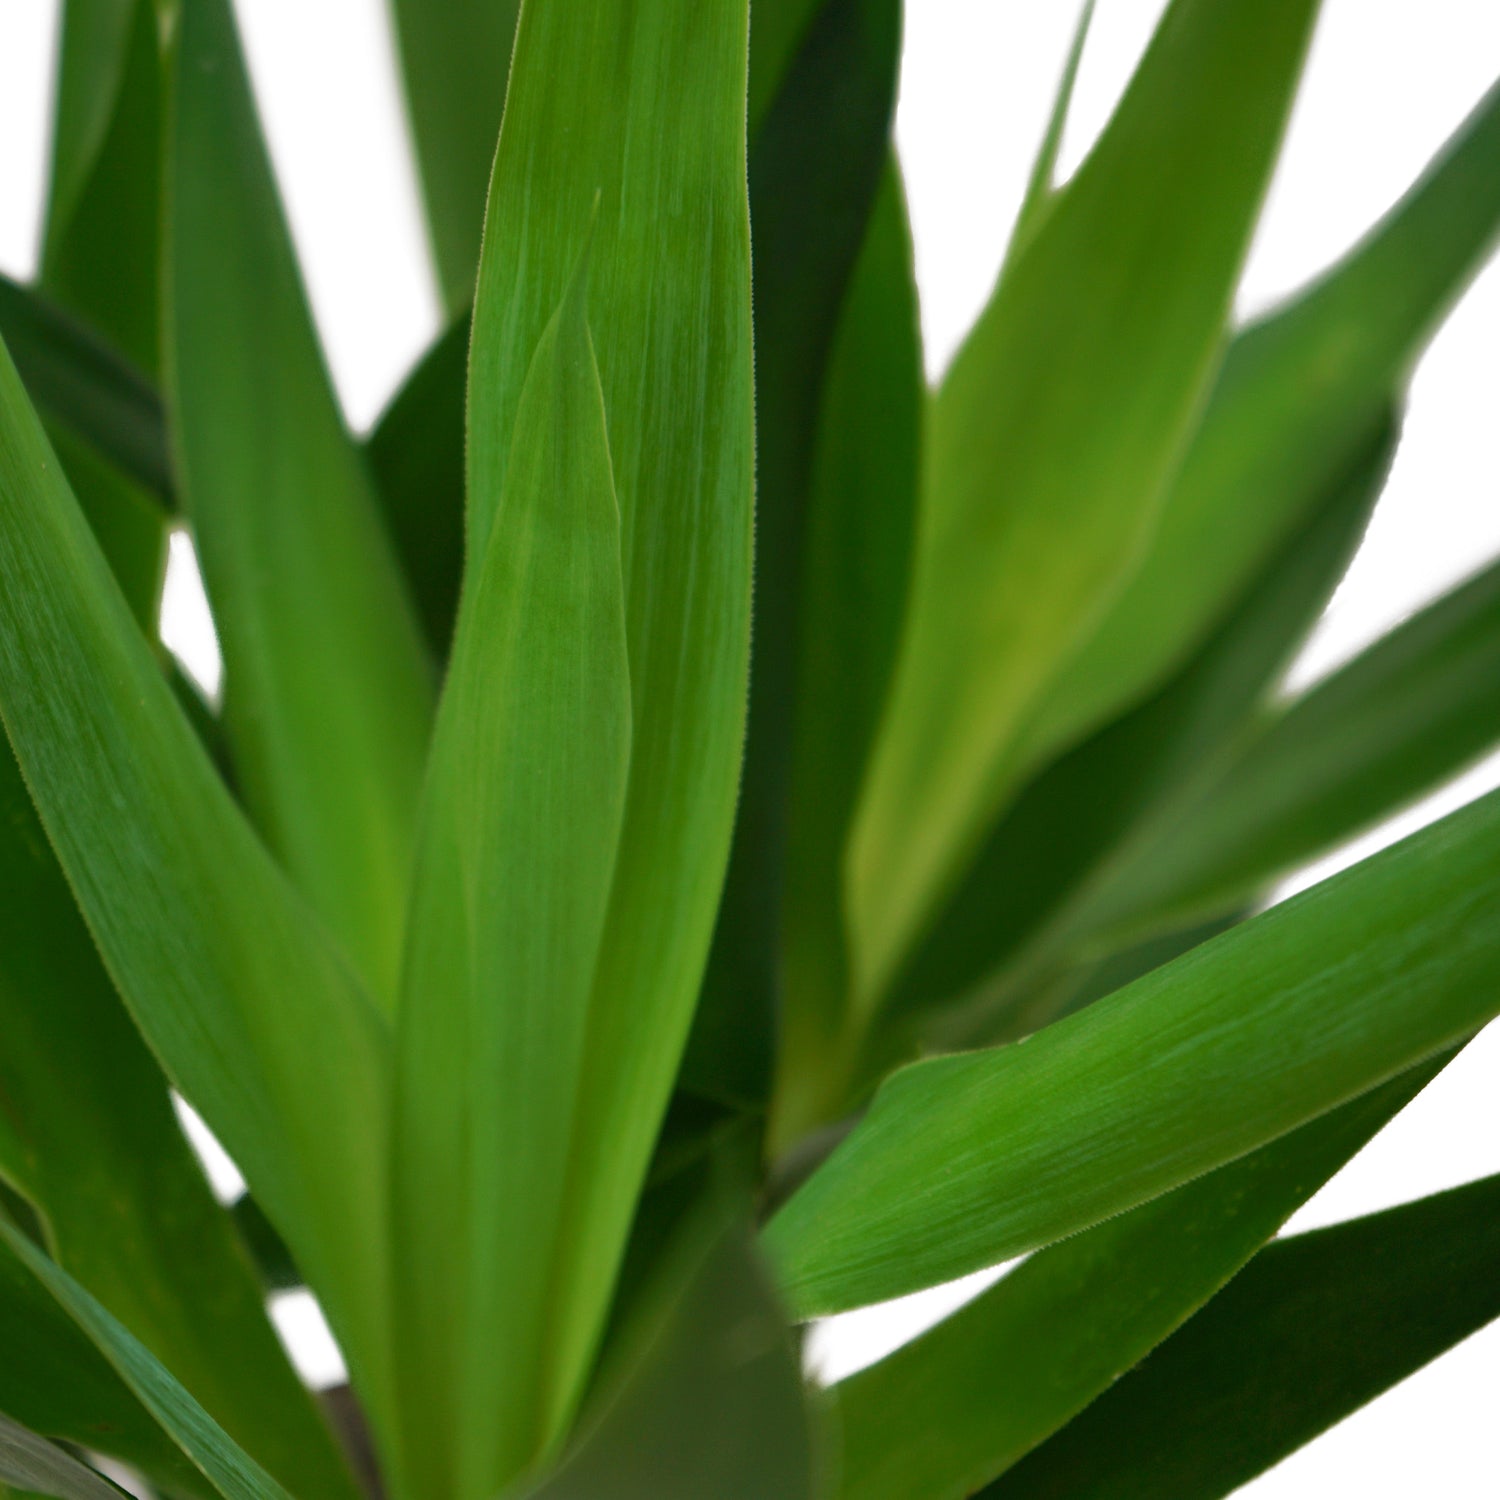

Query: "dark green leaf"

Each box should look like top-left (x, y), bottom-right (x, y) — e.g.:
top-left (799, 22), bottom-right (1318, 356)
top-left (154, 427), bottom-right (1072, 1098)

top-left (747, 0), bottom-right (825, 137)
top-left (688, 0), bottom-right (903, 1108)
top-left (832, 1057), bottom-right (1448, 1500)
top-left (365, 314), bottom-right (469, 656)
top-left (163, 0), bottom-right (435, 1001)
top-left (988, 1169), bottom-right (1500, 1499)
top-left (393, 246), bottom-right (632, 1498)
top-left (849, 0), bottom-right (1320, 1008)
top-left (765, 785), bottom-right (1500, 1316)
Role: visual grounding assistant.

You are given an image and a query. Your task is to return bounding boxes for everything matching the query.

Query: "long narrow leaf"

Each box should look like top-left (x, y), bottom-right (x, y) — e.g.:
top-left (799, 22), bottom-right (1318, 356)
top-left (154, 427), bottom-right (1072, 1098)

top-left (848, 0), bottom-right (1320, 1006)
top-left (0, 333), bottom-right (396, 1453)
top-left (989, 1171), bottom-right (1500, 1498)
top-left (765, 785), bottom-right (1500, 1316)
top-left (163, 0), bottom-right (435, 1001)
top-left (0, 1413), bottom-right (122, 1500)
top-left (393, 248), bottom-right (632, 1499)
top-left (832, 1057), bottom-right (1448, 1500)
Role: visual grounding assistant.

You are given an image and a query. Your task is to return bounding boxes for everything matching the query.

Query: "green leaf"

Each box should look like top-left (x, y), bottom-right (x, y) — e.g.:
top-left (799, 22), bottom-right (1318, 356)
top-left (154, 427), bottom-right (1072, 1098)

top-left (688, 0), bottom-right (903, 1108)
top-left (388, 1), bottom-right (520, 309)
top-left (0, 275), bottom-right (171, 504)
top-left (1069, 544), bottom-right (1500, 954)
top-left (848, 0), bottom-right (1320, 1007)
top-left (163, 0), bottom-right (436, 1001)
top-left (42, 0), bottom-right (162, 375)
top-left (0, 1220), bottom-right (292, 1500)
top-left (516, 1215), bottom-right (815, 1500)
top-left (770, 162), bottom-right (922, 1147)
top-left (365, 313), bottom-right (469, 657)
top-left (890, 414), bottom-right (1394, 1052)
top-left (831, 1056), bottom-right (1448, 1500)
top-left (0, 1232), bottom-right (206, 1496)
top-left (747, 0), bottom-right (824, 139)
top-left (764, 784), bottom-right (1500, 1317)
top-left (0, 753), bottom-right (358, 1500)
top-left (393, 244), bottom-right (633, 1499)
top-left (988, 1170), bottom-right (1500, 1499)
top-left (0, 1412), bottom-right (122, 1500)
top-left (0, 329), bottom-right (396, 1454)
top-left (453, 0), bottom-right (755, 1488)
top-left (1014, 75), bottom-right (1500, 781)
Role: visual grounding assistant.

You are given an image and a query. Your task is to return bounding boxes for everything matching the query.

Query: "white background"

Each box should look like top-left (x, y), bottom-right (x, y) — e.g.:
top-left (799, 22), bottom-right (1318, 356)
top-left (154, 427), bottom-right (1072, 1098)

top-left (1, 1), bottom-right (1499, 1492)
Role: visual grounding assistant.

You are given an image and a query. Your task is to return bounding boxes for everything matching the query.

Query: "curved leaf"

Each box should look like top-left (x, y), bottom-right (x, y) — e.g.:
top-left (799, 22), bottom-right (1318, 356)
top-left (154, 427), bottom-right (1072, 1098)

top-left (0, 1413), bottom-right (121, 1500)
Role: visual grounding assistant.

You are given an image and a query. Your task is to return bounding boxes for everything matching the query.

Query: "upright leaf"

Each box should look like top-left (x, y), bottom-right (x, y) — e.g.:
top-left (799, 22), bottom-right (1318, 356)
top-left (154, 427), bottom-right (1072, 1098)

top-left (41, 0), bottom-right (162, 375)
top-left (1015, 76), bottom-right (1500, 774)
top-left (455, 0), bottom-right (755, 1490)
top-left (849, 0), bottom-right (1320, 1006)
top-left (393, 251), bottom-right (632, 1500)
top-left (388, 2), bottom-right (521, 309)
top-left (688, 0), bottom-right (903, 1107)
top-left (831, 1057), bottom-right (1447, 1500)
top-left (163, 0), bottom-right (435, 1000)
top-left (766, 786), bottom-right (1500, 1316)
top-left (990, 1172), bottom-right (1500, 1499)
top-left (771, 163), bottom-right (922, 1147)
top-left (0, 334), bottom-right (396, 1454)
top-left (748, 0), bottom-right (825, 137)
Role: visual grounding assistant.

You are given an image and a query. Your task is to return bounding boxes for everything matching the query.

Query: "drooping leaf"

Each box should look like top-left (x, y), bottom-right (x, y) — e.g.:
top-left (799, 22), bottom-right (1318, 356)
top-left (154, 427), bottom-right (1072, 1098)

top-left (0, 1233), bottom-right (206, 1496)
top-left (0, 1412), bottom-right (123, 1500)
top-left (1068, 545), bottom-right (1500, 954)
top-left (162, 0), bottom-right (435, 1001)
top-left (831, 1056), bottom-right (1449, 1500)
top-left (0, 275), bottom-right (170, 504)
top-left (365, 313), bottom-right (469, 656)
top-left (1013, 75), bottom-right (1500, 778)
top-left (770, 162), bottom-right (922, 1148)
top-left (41, 0), bottom-right (162, 376)
top-left (888, 414), bottom-right (1394, 1052)
top-left (0, 1220), bottom-right (292, 1500)
top-left (0, 752), bottom-right (358, 1500)
top-left (389, 1), bottom-right (520, 311)
top-left (848, 0), bottom-right (1320, 1008)
top-left (0, 332), bottom-right (396, 1454)
top-left (765, 784), bottom-right (1500, 1317)
top-left (988, 1170), bottom-right (1500, 1499)
top-left (688, 0), bottom-right (903, 1108)
top-left (393, 246), bottom-right (632, 1499)
top-left (451, 0), bottom-right (755, 1491)
top-left (516, 1214), bottom-right (815, 1500)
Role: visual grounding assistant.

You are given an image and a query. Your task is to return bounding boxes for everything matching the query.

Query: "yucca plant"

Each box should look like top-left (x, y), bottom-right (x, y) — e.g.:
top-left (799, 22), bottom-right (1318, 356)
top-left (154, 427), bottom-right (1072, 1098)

top-left (0, 0), bottom-right (1498, 1496)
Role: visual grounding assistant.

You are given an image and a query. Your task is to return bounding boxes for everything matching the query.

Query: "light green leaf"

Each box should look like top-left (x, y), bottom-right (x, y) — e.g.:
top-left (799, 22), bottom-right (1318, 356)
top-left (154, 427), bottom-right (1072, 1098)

top-left (1070, 546), bottom-right (1500, 954)
top-left (689, 0), bottom-right (903, 1109)
top-left (1014, 75), bottom-right (1500, 779)
top-left (393, 245), bottom-right (632, 1500)
top-left (770, 162), bottom-right (922, 1148)
top-left (849, 0), bottom-right (1320, 1006)
top-left (0, 1412), bottom-right (121, 1500)
top-left (0, 752), bottom-right (358, 1500)
top-left (0, 1231), bottom-right (206, 1496)
top-left (832, 1057), bottom-right (1448, 1500)
top-left (515, 1215), bottom-right (815, 1500)
top-left (988, 1169), bottom-right (1500, 1499)
top-left (388, 1), bottom-right (520, 310)
top-left (163, 0), bottom-right (435, 1002)
top-left (0, 331), bottom-right (396, 1453)
top-left (0, 275), bottom-right (170, 504)
top-left (454, 0), bottom-right (755, 1490)
top-left (42, 0), bottom-right (161, 375)
top-left (366, 313), bottom-right (469, 657)
top-left (765, 784), bottom-right (1500, 1317)
top-left (0, 1220), bottom-right (291, 1500)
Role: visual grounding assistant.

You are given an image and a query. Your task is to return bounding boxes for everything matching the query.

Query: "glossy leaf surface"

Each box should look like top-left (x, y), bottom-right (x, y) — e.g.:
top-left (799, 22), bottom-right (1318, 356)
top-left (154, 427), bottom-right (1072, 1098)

top-left (164, 0), bottom-right (434, 1001)
top-left (766, 786), bottom-right (1500, 1316)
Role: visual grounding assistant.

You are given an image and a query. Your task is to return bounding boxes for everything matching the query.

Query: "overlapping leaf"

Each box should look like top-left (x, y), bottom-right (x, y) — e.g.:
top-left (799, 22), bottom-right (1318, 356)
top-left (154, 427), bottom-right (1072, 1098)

top-left (163, 0), bottom-right (434, 1001)
top-left (766, 785), bottom-right (1500, 1316)
top-left (848, 0), bottom-right (1321, 1008)
top-left (0, 1411), bottom-right (121, 1500)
